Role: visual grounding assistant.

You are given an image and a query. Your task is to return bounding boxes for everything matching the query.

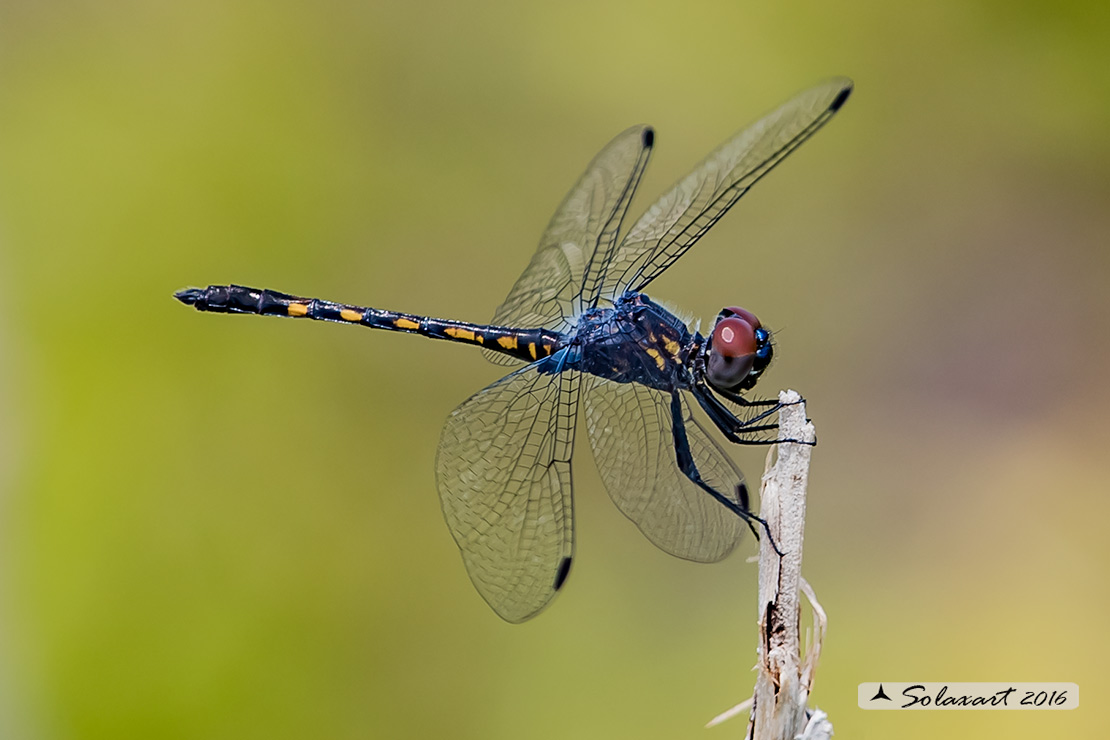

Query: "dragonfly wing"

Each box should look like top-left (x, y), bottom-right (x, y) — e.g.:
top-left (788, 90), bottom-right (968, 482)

top-left (482, 125), bottom-right (653, 366)
top-left (600, 78), bottom-right (852, 299)
top-left (583, 375), bottom-right (747, 562)
top-left (436, 353), bottom-right (581, 622)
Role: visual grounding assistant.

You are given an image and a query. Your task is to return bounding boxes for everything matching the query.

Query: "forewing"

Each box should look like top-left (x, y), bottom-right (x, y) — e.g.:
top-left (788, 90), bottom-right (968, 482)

top-left (601, 78), bottom-right (852, 298)
top-left (583, 375), bottom-right (747, 562)
top-left (482, 125), bottom-right (653, 366)
top-left (436, 354), bottom-right (581, 622)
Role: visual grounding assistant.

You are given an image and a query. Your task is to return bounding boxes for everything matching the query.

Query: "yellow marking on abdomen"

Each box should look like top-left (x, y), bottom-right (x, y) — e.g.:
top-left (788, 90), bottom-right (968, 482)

top-left (664, 338), bottom-right (681, 355)
top-left (445, 326), bottom-right (476, 343)
top-left (340, 308), bottom-right (362, 322)
top-left (497, 335), bottom-right (518, 351)
top-left (394, 317), bottom-right (419, 330)
top-left (287, 303), bottom-right (308, 317)
top-left (646, 347), bottom-right (666, 370)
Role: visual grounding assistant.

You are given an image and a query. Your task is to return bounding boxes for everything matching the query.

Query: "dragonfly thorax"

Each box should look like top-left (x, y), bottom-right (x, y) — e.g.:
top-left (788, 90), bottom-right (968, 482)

top-left (572, 292), bottom-right (695, 392)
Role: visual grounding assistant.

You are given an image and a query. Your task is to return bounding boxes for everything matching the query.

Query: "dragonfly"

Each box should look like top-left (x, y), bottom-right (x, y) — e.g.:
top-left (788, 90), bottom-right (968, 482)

top-left (176, 78), bottom-right (851, 623)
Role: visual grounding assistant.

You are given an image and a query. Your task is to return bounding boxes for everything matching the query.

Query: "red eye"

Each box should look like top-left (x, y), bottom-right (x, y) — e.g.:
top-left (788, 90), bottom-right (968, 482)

top-left (712, 316), bottom-right (757, 358)
top-left (722, 306), bottom-right (761, 330)
top-left (707, 317), bottom-right (757, 391)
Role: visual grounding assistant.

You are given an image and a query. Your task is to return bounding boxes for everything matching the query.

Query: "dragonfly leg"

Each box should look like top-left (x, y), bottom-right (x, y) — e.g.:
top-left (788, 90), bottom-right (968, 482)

top-left (714, 387), bottom-right (787, 409)
top-left (694, 385), bottom-right (783, 444)
top-left (669, 393), bottom-right (782, 555)
top-left (709, 386), bottom-right (784, 428)
top-left (693, 384), bottom-right (815, 447)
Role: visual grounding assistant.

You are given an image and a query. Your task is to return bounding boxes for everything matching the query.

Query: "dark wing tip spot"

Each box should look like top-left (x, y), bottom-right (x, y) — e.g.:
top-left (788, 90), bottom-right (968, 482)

top-left (641, 127), bottom-right (654, 148)
top-left (736, 482), bottom-right (750, 513)
top-left (553, 556), bottom-right (572, 591)
top-left (829, 83), bottom-right (853, 112)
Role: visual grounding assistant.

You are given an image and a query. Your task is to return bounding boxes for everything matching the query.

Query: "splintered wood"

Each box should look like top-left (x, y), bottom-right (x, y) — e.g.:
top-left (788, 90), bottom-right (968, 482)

top-left (707, 390), bottom-right (830, 740)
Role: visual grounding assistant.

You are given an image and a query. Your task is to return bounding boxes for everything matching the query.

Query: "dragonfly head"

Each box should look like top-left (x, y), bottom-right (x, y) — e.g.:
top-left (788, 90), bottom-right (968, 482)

top-left (705, 306), bottom-right (773, 393)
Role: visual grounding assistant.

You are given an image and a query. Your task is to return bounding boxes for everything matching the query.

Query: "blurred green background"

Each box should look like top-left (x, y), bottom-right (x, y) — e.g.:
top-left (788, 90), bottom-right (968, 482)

top-left (1, 1), bottom-right (1108, 738)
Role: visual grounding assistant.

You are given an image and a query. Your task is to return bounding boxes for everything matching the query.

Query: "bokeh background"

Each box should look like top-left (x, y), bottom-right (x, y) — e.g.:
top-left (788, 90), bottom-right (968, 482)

top-left (1, 1), bottom-right (1108, 738)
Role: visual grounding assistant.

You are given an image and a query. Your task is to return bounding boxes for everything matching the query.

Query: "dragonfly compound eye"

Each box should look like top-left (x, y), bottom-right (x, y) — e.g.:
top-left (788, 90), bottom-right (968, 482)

top-left (720, 306), bottom-right (761, 330)
top-left (707, 316), bottom-right (757, 391)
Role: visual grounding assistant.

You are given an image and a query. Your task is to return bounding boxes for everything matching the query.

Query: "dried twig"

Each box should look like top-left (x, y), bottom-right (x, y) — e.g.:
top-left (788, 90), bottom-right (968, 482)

top-left (707, 390), bottom-right (828, 738)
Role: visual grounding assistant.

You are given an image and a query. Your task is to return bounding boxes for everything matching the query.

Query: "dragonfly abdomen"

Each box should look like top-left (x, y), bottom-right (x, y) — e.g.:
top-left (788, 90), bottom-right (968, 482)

top-left (175, 284), bottom-right (564, 363)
